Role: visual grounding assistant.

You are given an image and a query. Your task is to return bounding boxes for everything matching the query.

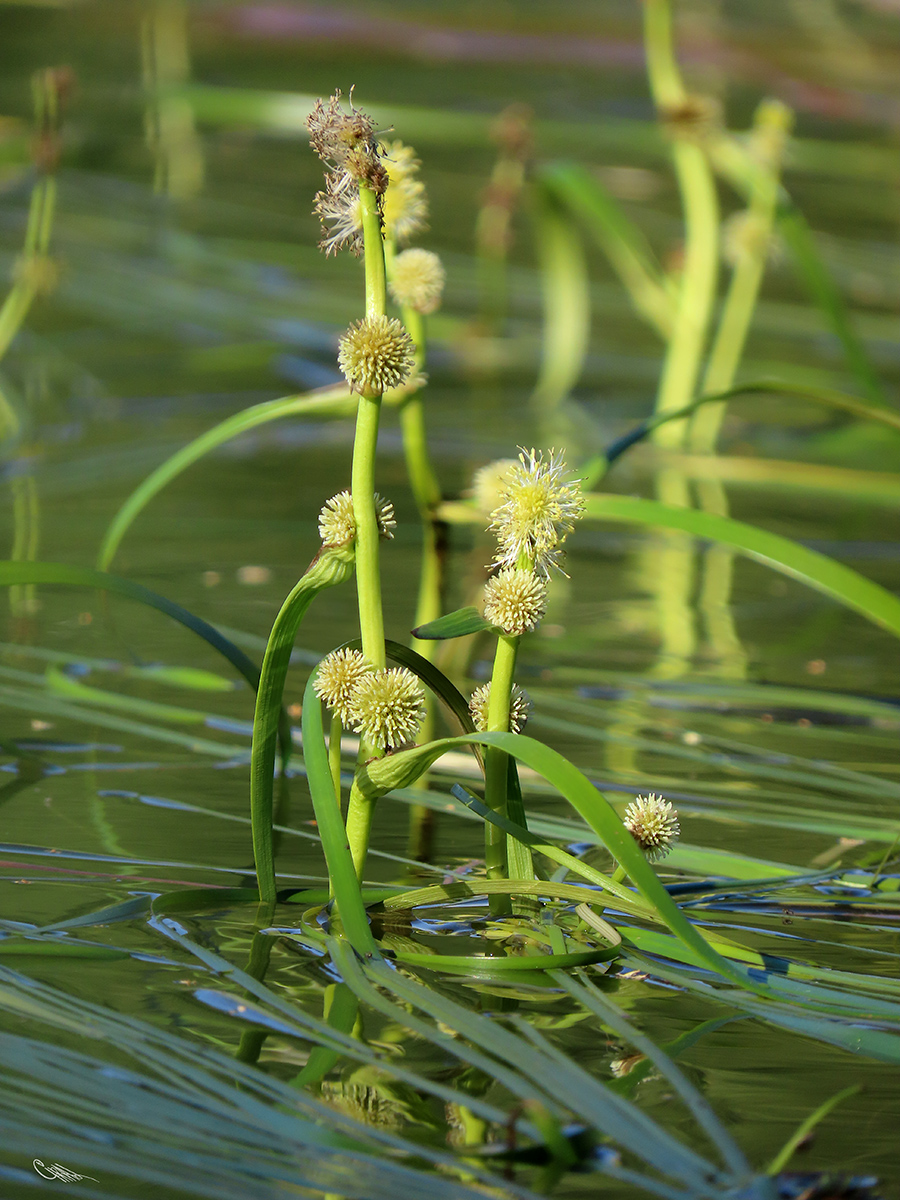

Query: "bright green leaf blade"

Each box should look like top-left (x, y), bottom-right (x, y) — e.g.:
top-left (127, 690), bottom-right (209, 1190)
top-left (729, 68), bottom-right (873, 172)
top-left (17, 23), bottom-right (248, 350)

top-left (412, 607), bottom-right (497, 641)
top-left (300, 677), bottom-right (380, 958)
top-left (359, 731), bottom-right (767, 994)
top-left (778, 203), bottom-right (887, 406)
top-left (0, 561), bottom-right (262, 689)
top-left (583, 494), bottom-right (900, 638)
top-left (249, 548), bottom-right (355, 907)
top-left (97, 384), bottom-right (353, 571)
top-left (539, 162), bottom-right (673, 337)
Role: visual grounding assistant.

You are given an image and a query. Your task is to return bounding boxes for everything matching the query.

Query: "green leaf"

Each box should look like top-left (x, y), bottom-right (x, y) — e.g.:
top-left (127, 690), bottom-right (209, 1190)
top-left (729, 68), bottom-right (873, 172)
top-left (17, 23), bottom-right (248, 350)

top-left (539, 162), bottom-right (673, 337)
top-left (300, 676), bottom-right (381, 958)
top-left (250, 547), bottom-right (355, 908)
top-left (97, 383), bottom-right (354, 571)
top-left (778, 203), bottom-right (887, 406)
top-left (583, 493), bottom-right (900, 638)
top-left (411, 607), bottom-right (498, 641)
top-left (357, 731), bottom-right (767, 994)
top-left (0, 939), bottom-right (128, 959)
top-left (0, 561), bottom-right (263, 689)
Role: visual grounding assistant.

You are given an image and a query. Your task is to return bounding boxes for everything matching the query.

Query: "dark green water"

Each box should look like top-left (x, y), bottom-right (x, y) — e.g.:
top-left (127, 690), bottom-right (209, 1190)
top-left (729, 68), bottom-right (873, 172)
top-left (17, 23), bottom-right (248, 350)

top-left (1, 1), bottom-right (899, 1195)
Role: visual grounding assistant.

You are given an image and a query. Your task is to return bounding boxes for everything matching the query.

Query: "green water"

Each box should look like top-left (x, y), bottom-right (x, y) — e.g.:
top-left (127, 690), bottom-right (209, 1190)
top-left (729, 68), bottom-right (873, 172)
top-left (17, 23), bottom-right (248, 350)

top-left (1, 1), bottom-right (899, 1195)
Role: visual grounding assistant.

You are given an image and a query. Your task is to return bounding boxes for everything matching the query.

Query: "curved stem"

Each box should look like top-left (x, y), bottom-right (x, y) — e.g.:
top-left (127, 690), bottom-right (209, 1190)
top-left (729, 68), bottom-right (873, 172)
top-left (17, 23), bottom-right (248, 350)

top-left (484, 633), bottom-right (519, 914)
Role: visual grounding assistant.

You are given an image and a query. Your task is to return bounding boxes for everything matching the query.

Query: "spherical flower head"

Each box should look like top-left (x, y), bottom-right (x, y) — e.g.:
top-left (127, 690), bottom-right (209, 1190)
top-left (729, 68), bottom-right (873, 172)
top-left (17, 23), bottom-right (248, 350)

top-left (389, 248), bottom-right (445, 315)
top-left (380, 139), bottom-right (428, 244)
top-left (348, 666), bottom-right (426, 751)
top-left (318, 490), bottom-right (396, 547)
top-left (623, 794), bottom-right (680, 863)
top-left (337, 315), bottom-right (416, 395)
top-left (314, 649), bottom-right (374, 724)
top-left (489, 448), bottom-right (585, 578)
top-left (469, 681), bottom-right (531, 734)
top-left (482, 568), bottom-right (547, 636)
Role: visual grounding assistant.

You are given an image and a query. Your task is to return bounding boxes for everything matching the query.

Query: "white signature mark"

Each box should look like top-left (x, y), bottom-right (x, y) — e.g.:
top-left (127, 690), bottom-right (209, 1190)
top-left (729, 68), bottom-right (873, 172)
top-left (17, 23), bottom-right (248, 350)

top-left (33, 1160), bottom-right (99, 1183)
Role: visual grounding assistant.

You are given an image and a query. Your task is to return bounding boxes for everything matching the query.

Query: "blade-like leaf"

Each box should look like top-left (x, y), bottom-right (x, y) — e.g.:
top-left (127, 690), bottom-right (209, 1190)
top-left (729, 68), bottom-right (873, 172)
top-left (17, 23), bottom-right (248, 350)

top-left (250, 548), bottom-right (355, 907)
top-left (97, 384), bottom-right (354, 571)
top-left (412, 607), bottom-right (498, 641)
top-left (583, 494), bottom-right (900, 638)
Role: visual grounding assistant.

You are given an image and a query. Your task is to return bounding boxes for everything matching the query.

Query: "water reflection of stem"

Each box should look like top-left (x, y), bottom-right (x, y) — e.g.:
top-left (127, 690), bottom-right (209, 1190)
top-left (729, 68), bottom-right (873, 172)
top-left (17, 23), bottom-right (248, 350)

top-left (530, 189), bottom-right (591, 447)
top-left (141, 0), bottom-right (204, 200)
top-left (235, 924), bottom-right (275, 1065)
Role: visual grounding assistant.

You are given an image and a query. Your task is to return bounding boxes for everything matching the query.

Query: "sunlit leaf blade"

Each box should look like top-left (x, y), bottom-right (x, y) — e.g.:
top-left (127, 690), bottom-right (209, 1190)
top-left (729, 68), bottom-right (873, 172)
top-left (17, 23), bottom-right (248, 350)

top-left (0, 561), bottom-right (262, 690)
top-left (583, 494), bottom-right (900, 638)
top-left (412, 607), bottom-right (498, 641)
top-left (538, 162), bottom-right (673, 336)
top-left (97, 384), bottom-right (354, 571)
top-left (300, 678), bottom-right (380, 957)
top-left (777, 203), bottom-right (887, 406)
top-left (250, 549), bottom-right (355, 907)
top-left (357, 731), bottom-right (767, 993)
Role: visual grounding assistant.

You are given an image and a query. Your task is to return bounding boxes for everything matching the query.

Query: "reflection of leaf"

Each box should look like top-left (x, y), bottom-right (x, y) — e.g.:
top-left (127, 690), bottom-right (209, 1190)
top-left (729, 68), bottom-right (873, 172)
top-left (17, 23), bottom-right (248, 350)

top-left (583, 494), bottom-right (900, 638)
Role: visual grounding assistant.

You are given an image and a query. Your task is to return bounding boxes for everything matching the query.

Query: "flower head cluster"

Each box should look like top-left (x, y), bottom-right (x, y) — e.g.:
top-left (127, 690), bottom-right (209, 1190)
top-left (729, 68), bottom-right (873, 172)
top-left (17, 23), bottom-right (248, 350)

top-left (318, 490), bottom-right (396, 547)
top-left (314, 648), bottom-right (373, 724)
top-left (314, 654), bottom-right (425, 750)
top-left (349, 666), bottom-right (426, 751)
top-left (483, 568), bottom-right (547, 636)
top-left (488, 448), bottom-right (584, 578)
top-left (469, 681), bottom-right (531, 734)
top-left (623, 794), bottom-right (680, 863)
top-left (308, 90), bottom-right (388, 256)
top-left (338, 315), bottom-right (416, 395)
top-left (381, 139), bottom-right (428, 244)
top-left (389, 248), bottom-right (445, 314)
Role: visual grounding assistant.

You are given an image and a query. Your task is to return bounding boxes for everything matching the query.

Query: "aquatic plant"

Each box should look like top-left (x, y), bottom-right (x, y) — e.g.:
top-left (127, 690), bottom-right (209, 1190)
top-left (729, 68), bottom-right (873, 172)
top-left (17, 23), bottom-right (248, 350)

top-left (0, 3), bottom-right (898, 1197)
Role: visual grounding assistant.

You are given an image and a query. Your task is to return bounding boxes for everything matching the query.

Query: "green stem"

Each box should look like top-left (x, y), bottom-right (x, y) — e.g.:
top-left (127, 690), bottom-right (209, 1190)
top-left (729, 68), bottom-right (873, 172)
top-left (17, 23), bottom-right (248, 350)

top-left (351, 393), bottom-right (386, 671)
top-left (345, 179), bottom-right (389, 879)
top-left (360, 183), bottom-right (386, 319)
top-left (690, 101), bottom-right (789, 453)
top-left (643, 0), bottom-right (719, 448)
top-left (484, 633), bottom-right (519, 912)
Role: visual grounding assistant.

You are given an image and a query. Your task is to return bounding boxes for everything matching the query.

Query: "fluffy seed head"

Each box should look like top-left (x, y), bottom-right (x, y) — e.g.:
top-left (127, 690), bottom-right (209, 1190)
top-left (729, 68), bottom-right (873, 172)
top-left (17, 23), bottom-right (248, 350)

top-left (348, 666), bottom-right (426, 751)
top-left (314, 172), bottom-right (364, 256)
top-left (468, 681), bottom-right (531, 734)
top-left (318, 490), bottom-right (396, 546)
top-left (623, 794), bottom-right (680, 863)
top-left (307, 90), bottom-right (387, 193)
top-left (489, 448), bottom-right (584, 577)
top-left (389, 248), bottom-right (446, 314)
top-left (338, 315), bottom-right (416, 395)
top-left (483, 568), bottom-right (547, 636)
top-left (314, 649), bottom-right (374, 724)
top-left (381, 139), bottom-right (428, 244)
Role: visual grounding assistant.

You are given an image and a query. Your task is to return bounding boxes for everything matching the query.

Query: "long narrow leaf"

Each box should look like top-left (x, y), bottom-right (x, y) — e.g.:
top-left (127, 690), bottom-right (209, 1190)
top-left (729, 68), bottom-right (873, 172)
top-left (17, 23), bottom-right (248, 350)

top-left (97, 384), bottom-right (353, 570)
top-left (583, 494), bottom-right (900, 638)
top-left (250, 548), bottom-right (355, 907)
